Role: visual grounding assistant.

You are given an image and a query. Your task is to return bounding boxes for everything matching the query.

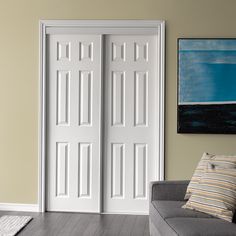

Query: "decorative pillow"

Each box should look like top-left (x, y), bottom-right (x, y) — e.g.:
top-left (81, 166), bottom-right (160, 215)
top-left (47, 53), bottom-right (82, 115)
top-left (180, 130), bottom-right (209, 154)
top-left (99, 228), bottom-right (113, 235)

top-left (183, 164), bottom-right (236, 222)
top-left (184, 153), bottom-right (236, 200)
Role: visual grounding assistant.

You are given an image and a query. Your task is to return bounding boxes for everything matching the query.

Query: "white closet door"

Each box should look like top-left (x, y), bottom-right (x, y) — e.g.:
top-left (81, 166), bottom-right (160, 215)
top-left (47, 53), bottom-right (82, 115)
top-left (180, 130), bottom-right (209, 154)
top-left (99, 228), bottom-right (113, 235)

top-left (47, 35), bottom-right (102, 212)
top-left (103, 35), bottom-right (158, 214)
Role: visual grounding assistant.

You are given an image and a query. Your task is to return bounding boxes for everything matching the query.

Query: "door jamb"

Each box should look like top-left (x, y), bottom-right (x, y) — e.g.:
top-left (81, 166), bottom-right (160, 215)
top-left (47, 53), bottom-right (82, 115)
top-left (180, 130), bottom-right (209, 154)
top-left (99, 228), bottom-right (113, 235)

top-left (39, 20), bottom-right (165, 212)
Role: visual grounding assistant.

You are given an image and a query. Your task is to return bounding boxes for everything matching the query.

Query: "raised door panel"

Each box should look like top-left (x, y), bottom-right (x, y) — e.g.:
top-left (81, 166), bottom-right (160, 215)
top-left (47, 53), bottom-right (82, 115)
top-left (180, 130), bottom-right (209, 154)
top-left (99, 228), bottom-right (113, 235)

top-left (56, 71), bottom-right (70, 126)
top-left (57, 41), bottom-right (71, 62)
top-left (134, 71), bottom-right (148, 127)
top-left (78, 71), bottom-right (92, 126)
top-left (134, 144), bottom-right (147, 199)
top-left (112, 42), bottom-right (126, 62)
top-left (111, 72), bottom-right (125, 126)
top-left (78, 143), bottom-right (91, 198)
top-left (56, 142), bottom-right (69, 197)
top-left (79, 42), bottom-right (93, 61)
top-left (134, 42), bottom-right (148, 62)
top-left (111, 143), bottom-right (124, 198)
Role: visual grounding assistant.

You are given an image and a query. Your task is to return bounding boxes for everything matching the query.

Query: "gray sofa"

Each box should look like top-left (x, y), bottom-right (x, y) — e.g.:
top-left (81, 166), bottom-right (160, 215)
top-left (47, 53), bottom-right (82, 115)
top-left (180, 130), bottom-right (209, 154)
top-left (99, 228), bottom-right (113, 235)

top-left (149, 180), bottom-right (236, 236)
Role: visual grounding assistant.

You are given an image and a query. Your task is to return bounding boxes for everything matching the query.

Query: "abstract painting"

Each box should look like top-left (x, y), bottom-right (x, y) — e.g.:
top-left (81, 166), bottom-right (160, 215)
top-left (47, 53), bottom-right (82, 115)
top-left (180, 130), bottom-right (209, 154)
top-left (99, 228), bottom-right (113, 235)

top-left (178, 39), bottom-right (236, 134)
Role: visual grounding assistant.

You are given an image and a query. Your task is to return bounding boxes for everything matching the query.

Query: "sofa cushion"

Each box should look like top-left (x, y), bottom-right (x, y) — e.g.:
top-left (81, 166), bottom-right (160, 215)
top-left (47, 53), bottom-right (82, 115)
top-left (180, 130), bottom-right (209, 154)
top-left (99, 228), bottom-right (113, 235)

top-left (152, 200), bottom-right (214, 219)
top-left (185, 153), bottom-right (236, 200)
top-left (166, 217), bottom-right (236, 236)
top-left (183, 165), bottom-right (236, 222)
top-left (185, 152), bottom-right (214, 199)
top-left (149, 202), bottom-right (177, 236)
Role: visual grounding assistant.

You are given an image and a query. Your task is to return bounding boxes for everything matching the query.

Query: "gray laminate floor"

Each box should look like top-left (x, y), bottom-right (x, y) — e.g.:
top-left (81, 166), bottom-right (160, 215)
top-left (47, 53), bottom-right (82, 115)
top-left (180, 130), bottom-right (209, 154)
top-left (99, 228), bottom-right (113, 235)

top-left (0, 211), bottom-right (150, 236)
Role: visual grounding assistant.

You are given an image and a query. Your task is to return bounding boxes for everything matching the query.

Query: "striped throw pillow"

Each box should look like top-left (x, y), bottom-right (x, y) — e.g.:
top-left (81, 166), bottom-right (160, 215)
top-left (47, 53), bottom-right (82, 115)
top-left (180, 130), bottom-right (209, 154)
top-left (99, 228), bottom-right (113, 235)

top-left (185, 153), bottom-right (236, 200)
top-left (183, 164), bottom-right (236, 222)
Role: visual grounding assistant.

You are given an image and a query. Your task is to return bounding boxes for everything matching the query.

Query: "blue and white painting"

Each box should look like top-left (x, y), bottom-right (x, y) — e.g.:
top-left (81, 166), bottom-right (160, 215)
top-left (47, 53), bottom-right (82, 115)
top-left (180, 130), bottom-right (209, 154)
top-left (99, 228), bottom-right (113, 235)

top-left (178, 39), bottom-right (236, 133)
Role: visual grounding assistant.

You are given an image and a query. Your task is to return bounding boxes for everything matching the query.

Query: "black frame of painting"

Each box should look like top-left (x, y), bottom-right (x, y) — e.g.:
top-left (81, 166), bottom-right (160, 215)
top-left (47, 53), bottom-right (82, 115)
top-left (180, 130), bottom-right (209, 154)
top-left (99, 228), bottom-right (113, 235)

top-left (177, 38), bottom-right (236, 134)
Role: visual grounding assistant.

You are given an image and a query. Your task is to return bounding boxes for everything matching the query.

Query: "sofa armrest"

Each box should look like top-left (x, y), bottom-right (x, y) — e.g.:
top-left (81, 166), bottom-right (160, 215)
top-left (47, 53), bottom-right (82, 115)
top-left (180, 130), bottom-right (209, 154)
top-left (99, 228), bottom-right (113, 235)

top-left (150, 180), bottom-right (190, 201)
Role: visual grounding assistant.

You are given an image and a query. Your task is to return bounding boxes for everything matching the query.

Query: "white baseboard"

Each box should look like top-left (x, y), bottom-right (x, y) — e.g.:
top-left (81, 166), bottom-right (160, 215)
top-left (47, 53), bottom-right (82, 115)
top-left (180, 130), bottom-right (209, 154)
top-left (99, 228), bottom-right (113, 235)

top-left (0, 203), bottom-right (39, 212)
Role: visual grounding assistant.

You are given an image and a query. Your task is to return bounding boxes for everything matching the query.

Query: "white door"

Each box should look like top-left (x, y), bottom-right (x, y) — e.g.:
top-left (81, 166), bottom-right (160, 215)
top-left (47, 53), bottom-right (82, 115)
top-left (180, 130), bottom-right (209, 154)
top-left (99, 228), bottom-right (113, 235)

top-left (46, 33), bottom-right (160, 214)
top-left (103, 35), bottom-right (158, 214)
top-left (47, 34), bottom-right (102, 212)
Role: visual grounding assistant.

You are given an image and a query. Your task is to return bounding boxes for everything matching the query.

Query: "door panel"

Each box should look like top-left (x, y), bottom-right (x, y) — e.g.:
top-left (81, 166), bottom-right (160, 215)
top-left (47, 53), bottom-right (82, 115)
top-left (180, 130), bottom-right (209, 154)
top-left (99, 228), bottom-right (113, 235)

top-left (134, 143), bottom-right (147, 199)
top-left (47, 35), bottom-right (101, 212)
top-left (103, 35), bottom-right (157, 213)
top-left (111, 143), bottom-right (124, 198)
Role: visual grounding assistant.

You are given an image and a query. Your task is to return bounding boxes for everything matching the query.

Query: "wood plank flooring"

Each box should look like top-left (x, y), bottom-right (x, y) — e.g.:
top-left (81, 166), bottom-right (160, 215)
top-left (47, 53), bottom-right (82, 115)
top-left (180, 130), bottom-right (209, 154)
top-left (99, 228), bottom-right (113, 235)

top-left (0, 211), bottom-right (150, 236)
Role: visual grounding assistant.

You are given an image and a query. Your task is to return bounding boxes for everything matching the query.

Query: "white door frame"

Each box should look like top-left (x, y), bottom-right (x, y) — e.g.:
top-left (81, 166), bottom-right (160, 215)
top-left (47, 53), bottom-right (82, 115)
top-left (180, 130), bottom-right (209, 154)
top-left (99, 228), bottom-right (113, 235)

top-left (39, 20), bottom-right (165, 213)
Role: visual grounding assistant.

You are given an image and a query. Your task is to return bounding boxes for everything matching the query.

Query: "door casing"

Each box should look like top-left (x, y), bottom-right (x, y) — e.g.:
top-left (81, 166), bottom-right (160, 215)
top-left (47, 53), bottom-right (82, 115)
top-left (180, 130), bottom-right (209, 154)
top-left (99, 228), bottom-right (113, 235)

top-left (39, 20), bottom-right (165, 213)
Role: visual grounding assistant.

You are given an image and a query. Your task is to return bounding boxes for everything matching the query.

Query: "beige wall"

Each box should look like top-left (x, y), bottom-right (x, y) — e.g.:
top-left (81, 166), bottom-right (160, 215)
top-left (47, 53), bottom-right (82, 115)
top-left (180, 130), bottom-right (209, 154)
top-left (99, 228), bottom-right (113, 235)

top-left (0, 0), bottom-right (235, 204)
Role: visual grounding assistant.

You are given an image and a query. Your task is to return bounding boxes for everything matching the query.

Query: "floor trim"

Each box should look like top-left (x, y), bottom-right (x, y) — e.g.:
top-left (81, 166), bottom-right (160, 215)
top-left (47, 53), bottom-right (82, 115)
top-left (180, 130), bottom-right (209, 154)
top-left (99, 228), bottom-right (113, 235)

top-left (0, 203), bottom-right (39, 212)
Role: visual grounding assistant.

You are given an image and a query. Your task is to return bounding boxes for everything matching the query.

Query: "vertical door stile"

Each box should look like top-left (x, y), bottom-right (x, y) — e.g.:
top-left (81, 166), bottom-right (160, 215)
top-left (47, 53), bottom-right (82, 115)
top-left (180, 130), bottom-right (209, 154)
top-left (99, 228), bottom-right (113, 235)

top-left (99, 34), bottom-right (104, 213)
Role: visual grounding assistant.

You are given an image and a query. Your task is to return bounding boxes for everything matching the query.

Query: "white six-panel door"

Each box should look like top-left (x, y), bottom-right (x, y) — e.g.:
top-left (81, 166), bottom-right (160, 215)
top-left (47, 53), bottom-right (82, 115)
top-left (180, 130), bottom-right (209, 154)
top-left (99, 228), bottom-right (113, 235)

top-left (47, 35), bottom-right (102, 212)
top-left (103, 35), bottom-right (157, 213)
top-left (47, 33), bottom-right (159, 214)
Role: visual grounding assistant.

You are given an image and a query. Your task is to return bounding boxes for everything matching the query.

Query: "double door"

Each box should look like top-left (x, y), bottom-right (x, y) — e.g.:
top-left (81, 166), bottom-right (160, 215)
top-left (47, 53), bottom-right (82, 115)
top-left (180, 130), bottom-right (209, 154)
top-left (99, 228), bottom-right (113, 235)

top-left (47, 33), bottom-right (159, 214)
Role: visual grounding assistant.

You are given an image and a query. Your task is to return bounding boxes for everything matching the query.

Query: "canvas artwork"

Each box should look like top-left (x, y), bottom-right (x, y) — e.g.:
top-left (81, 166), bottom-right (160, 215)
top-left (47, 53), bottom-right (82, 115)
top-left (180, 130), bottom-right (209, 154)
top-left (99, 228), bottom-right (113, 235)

top-left (178, 39), bottom-right (236, 134)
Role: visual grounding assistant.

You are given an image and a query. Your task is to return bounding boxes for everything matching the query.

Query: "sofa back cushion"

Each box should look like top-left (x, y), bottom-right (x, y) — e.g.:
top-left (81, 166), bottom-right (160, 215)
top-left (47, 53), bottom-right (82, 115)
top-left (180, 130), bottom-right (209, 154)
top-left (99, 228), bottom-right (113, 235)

top-left (183, 164), bottom-right (236, 222)
top-left (185, 153), bottom-right (236, 200)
